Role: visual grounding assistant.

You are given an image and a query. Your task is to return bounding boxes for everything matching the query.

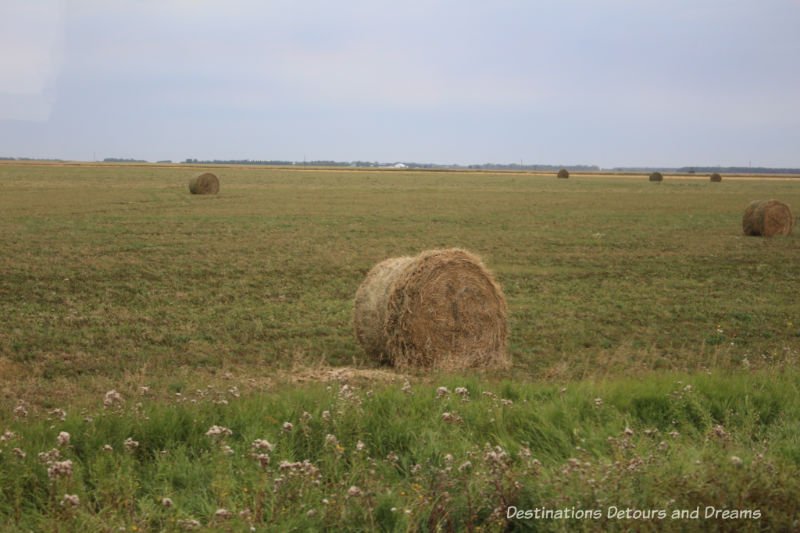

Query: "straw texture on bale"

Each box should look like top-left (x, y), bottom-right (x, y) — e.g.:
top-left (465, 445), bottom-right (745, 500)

top-left (353, 249), bottom-right (509, 371)
top-left (557, 168), bottom-right (570, 179)
top-left (710, 172), bottom-right (722, 182)
top-left (189, 172), bottom-right (220, 195)
top-left (742, 200), bottom-right (793, 237)
top-left (649, 171), bottom-right (663, 182)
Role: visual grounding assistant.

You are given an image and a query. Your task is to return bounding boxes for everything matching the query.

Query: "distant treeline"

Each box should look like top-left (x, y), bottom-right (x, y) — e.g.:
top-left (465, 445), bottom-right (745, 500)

top-left (465, 163), bottom-right (600, 171)
top-left (613, 166), bottom-right (800, 174)
top-left (182, 159), bottom-right (401, 167)
top-left (183, 158), bottom-right (296, 165)
top-left (1, 156), bottom-right (64, 162)
top-left (103, 158), bottom-right (148, 163)
top-left (178, 159), bottom-right (603, 171)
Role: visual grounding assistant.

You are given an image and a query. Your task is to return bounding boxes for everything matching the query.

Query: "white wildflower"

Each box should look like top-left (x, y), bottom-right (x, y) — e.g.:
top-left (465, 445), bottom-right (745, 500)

top-left (124, 437), bottom-right (139, 452)
top-left (205, 425), bottom-right (232, 438)
top-left (47, 460), bottom-right (74, 480)
top-left (13, 403), bottom-right (28, 419)
top-left (60, 494), bottom-right (79, 508)
top-left (38, 448), bottom-right (60, 464)
top-left (251, 439), bottom-right (273, 452)
top-left (103, 390), bottom-right (123, 407)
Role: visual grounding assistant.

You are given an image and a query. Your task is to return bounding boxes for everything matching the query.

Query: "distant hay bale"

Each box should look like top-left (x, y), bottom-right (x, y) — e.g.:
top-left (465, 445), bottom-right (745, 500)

top-left (557, 168), bottom-right (570, 179)
top-left (742, 200), bottom-right (793, 237)
top-left (649, 171), bottom-right (663, 182)
top-left (353, 249), bottom-right (509, 371)
top-left (710, 172), bottom-right (722, 182)
top-left (189, 172), bottom-right (220, 195)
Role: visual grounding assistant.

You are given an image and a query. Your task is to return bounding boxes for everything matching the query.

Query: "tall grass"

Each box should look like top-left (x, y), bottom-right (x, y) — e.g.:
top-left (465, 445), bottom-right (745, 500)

top-left (1, 372), bottom-right (799, 531)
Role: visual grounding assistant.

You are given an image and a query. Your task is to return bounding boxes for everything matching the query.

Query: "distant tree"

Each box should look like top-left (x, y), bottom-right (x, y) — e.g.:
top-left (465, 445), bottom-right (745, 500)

top-left (557, 168), bottom-right (570, 179)
top-left (103, 157), bottom-right (146, 163)
top-left (710, 172), bottom-right (722, 182)
top-left (649, 171), bottom-right (663, 182)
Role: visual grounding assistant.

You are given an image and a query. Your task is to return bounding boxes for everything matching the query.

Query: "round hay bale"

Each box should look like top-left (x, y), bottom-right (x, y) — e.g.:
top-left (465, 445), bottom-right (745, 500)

top-left (742, 200), bottom-right (793, 237)
top-left (353, 249), bottom-right (509, 371)
top-left (649, 171), bottom-right (663, 182)
top-left (557, 168), bottom-right (570, 179)
top-left (189, 172), bottom-right (220, 195)
top-left (710, 172), bottom-right (722, 182)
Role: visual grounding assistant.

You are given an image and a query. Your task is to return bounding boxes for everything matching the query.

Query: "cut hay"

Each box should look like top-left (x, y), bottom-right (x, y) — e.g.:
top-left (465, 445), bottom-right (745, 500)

top-left (353, 249), bottom-right (509, 371)
top-left (649, 171), bottom-right (663, 182)
top-left (742, 200), bottom-right (793, 237)
top-left (557, 168), bottom-right (570, 179)
top-left (710, 172), bottom-right (722, 182)
top-left (189, 172), bottom-right (220, 195)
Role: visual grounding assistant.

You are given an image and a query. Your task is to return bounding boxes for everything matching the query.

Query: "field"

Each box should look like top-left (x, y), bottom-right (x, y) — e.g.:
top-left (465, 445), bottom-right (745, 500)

top-left (1, 162), bottom-right (799, 531)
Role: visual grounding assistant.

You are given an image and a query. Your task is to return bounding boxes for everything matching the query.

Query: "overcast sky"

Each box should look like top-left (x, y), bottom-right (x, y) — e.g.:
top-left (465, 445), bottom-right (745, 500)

top-left (1, 1), bottom-right (799, 168)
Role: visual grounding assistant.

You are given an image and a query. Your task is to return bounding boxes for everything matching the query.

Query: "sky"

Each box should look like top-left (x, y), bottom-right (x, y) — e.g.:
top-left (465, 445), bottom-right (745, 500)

top-left (1, 0), bottom-right (799, 168)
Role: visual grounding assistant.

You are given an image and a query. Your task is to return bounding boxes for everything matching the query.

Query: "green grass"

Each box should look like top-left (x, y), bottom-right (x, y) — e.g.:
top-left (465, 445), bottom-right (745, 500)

top-left (2, 374), bottom-right (799, 531)
top-left (1, 162), bottom-right (799, 531)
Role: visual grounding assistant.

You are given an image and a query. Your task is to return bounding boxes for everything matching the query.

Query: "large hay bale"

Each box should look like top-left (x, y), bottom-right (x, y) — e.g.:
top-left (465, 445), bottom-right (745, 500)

top-left (353, 249), bottom-right (509, 371)
top-left (557, 168), bottom-right (570, 179)
top-left (189, 172), bottom-right (220, 195)
top-left (742, 200), bottom-right (793, 237)
top-left (649, 171), bottom-right (663, 182)
top-left (710, 172), bottom-right (722, 182)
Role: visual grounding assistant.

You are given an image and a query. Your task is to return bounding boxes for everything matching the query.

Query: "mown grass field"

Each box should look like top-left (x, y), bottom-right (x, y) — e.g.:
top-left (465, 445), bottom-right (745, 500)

top-left (1, 162), bottom-right (799, 531)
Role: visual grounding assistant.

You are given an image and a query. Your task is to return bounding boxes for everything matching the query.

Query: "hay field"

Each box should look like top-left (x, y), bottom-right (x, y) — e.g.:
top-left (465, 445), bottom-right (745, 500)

top-left (1, 162), bottom-right (799, 530)
top-left (2, 162), bottom-right (798, 393)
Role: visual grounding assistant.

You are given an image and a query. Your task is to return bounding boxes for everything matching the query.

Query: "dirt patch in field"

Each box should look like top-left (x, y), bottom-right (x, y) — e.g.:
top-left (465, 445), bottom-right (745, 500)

top-left (287, 366), bottom-right (402, 385)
